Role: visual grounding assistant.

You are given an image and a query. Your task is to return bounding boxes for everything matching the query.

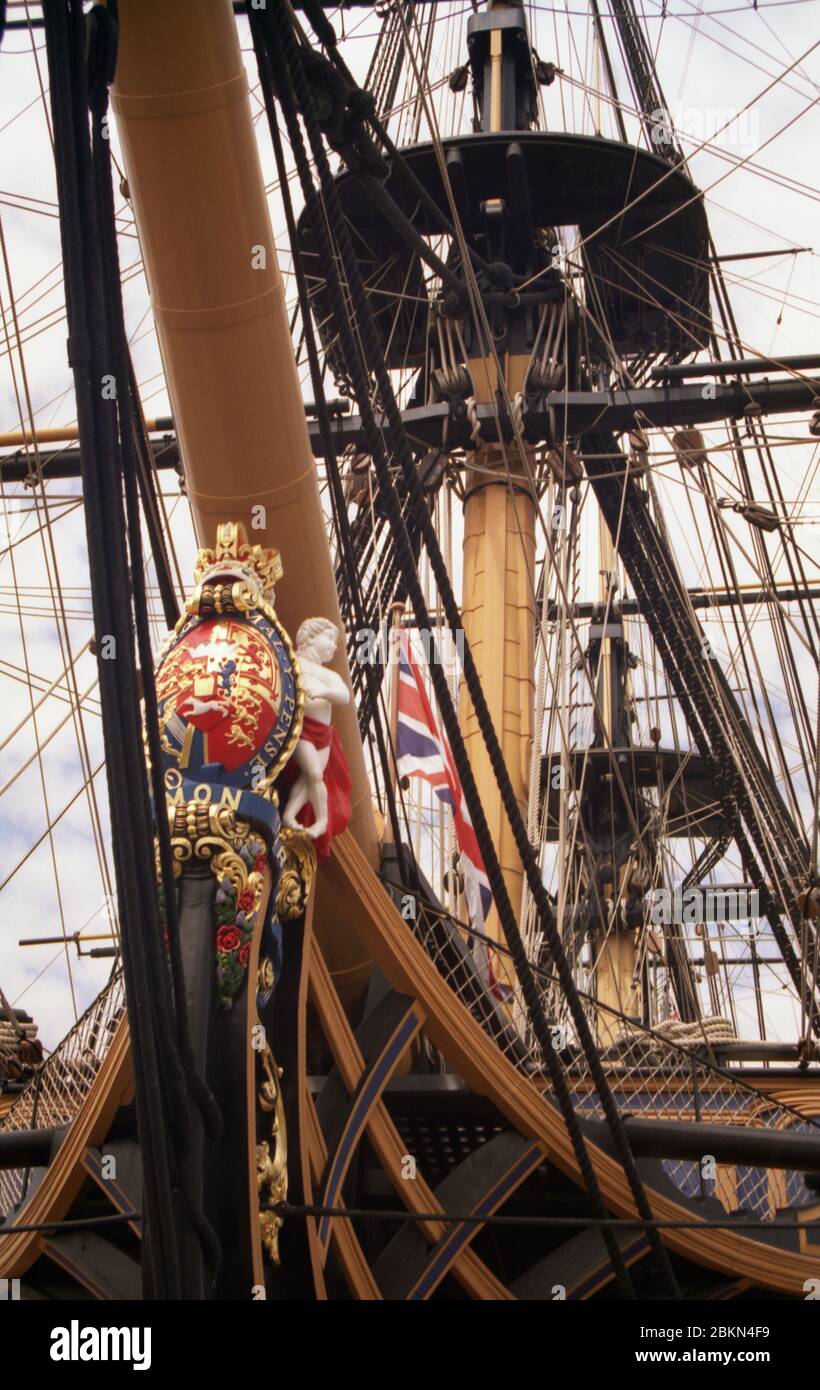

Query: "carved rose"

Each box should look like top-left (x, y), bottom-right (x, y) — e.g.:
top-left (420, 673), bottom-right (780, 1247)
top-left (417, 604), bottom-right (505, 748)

top-left (238, 888), bottom-right (256, 914)
top-left (216, 924), bottom-right (242, 953)
top-left (239, 942), bottom-right (251, 968)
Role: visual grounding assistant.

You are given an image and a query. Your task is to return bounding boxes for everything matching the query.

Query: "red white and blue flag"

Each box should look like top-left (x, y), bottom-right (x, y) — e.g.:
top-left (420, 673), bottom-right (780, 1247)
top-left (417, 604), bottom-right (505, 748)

top-left (396, 633), bottom-right (508, 998)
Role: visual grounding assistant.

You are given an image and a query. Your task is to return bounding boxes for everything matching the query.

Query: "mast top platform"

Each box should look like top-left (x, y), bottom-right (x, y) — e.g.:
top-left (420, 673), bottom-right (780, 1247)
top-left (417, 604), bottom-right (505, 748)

top-left (298, 130), bottom-right (710, 373)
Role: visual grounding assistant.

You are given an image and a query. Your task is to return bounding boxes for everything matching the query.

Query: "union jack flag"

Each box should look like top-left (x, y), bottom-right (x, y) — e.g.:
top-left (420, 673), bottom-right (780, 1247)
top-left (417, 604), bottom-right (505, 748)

top-left (395, 632), bottom-right (509, 999)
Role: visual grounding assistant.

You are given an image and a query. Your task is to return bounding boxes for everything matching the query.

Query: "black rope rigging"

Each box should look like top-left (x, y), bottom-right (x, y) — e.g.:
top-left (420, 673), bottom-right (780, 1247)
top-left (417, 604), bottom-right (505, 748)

top-left (88, 14), bottom-right (224, 1281)
top-left (6, 1204), bottom-right (820, 1239)
top-left (337, 478), bottom-right (425, 733)
top-left (6, 0), bottom-right (809, 1307)
top-left (363, 0), bottom-right (410, 120)
top-left (0, 1212), bottom-right (141, 1236)
top-left (255, 1), bottom-right (684, 1300)
top-left (272, 1202), bottom-right (820, 1235)
top-left (43, 0), bottom-right (221, 1298)
top-left (127, 352), bottom-right (180, 630)
top-left (250, 20), bottom-right (404, 857)
top-left (296, 0), bottom-right (527, 291)
top-left (583, 434), bottom-right (820, 1032)
top-left (609, 0), bottom-right (677, 162)
top-left (603, 0), bottom-right (819, 860)
top-left (589, 0), bottom-right (629, 143)
top-left (527, 0), bottom-right (819, 1027)
top-left (269, 14), bottom-right (435, 734)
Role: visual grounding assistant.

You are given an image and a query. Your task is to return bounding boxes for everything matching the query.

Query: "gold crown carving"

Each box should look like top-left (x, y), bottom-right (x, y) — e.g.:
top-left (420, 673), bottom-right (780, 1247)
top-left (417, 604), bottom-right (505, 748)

top-left (193, 522), bottom-right (283, 600)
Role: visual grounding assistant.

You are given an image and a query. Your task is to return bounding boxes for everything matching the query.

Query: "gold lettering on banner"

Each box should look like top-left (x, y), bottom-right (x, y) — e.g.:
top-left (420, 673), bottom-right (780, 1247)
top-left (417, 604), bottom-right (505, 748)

top-left (168, 785), bottom-right (243, 810)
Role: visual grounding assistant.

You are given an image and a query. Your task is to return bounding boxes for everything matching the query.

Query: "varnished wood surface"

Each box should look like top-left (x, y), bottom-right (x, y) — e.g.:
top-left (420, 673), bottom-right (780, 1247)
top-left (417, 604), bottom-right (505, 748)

top-left (326, 830), bottom-right (820, 1294)
top-left (0, 1017), bottom-right (133, 1279)
top-left (4, 830), bottom-right (818, 1297)
top-left (309, 946), bottom-right (513, 1299)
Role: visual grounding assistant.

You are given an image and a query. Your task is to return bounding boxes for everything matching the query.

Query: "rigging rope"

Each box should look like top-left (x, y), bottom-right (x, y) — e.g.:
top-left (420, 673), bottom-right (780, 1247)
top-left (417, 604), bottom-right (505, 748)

top-left (251, 19), bottom-right (404, 856)
top-left (567, 5), bottom-right (819, 1031)
top-left (583, 433), bottom-right (819, 1032)
top-left (43, 0), bottom-right (221, 1297)
top-left (258, 0), bottom-right (685, 1300)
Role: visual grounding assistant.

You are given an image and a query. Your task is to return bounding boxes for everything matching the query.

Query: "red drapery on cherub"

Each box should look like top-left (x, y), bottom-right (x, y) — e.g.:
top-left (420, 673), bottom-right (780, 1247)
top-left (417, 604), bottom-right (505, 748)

top-left (279, 714), bottom-right (352, 859)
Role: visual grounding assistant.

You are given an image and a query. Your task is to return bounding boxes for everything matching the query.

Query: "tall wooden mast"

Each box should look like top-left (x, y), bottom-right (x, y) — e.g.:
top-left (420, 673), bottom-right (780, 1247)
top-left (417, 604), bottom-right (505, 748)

top-left (112, 0), bottom-right (378, 1007)
top-left (459, 1), bottom-right (537, 992)
top-left (592, 521), bottom-right (640, 1042)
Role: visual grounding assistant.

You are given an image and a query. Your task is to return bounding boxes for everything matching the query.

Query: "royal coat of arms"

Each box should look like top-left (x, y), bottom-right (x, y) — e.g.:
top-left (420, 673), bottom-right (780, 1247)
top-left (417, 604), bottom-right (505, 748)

top-left (156, 523), bottom-right (302, 797)
top-left (155, 522), bottom-right (307, 1018)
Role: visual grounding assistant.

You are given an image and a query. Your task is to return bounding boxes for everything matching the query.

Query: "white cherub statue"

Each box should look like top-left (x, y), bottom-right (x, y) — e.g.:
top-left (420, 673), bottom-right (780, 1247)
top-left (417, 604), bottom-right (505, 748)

top-left (282, 618), bottom-right (351, 841)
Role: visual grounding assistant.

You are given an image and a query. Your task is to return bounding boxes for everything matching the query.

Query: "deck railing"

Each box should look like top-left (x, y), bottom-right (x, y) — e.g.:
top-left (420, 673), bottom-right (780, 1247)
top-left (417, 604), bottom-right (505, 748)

top-left (406, 892), bottom-right (817, 1222)
top-left (0, 972), bottom-right (125, 1220)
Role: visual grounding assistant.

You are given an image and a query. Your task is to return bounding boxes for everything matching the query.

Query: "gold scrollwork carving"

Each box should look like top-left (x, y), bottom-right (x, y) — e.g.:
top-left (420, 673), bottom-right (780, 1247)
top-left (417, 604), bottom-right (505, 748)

top-left (256, 1041), bottom-right (287, 1266)
top-left (257, 956), bottom-right (275, 994)
top-left (165, 802), bottom-right (265, 897)
top-left (157, 800), bottom-right (269, 1008)
top-left (258, 1041), bottom-right (281, 1115)
top-left (275, 827), bottom-right (318, 921)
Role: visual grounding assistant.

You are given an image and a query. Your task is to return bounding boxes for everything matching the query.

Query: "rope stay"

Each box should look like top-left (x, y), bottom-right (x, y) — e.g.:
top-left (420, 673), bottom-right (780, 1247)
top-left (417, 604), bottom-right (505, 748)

top-left (255, 0), bottom-right (689, 1300)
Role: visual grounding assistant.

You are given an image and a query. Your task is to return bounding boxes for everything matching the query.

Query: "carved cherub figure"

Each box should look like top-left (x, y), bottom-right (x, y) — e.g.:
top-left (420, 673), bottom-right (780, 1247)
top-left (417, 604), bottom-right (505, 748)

top-left (282, 618), bottom-right (350, 840)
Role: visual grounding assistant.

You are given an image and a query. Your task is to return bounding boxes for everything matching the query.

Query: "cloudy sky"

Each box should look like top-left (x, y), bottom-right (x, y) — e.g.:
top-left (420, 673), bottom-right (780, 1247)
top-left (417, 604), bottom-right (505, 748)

top-left (0, 1), bottom-right (817, 1050)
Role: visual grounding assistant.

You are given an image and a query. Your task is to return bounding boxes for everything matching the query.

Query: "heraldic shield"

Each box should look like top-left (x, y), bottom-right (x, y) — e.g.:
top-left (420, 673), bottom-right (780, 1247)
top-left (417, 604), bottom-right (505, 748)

top-left (156, 521), bottom-right (302, 802)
